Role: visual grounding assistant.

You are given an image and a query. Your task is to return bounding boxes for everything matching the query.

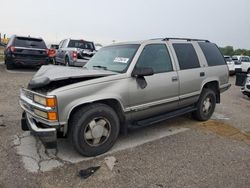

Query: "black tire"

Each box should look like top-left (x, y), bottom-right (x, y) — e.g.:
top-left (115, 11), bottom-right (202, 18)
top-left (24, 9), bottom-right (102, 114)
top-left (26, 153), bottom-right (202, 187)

top-left (6, 59), bottom-right (15, 70)
top-left (69, 103), bottom-right (120, 157)
top-left (192, 88), bottom-right (216, 121)
top-left (65, 57), bottom-right (70, 66)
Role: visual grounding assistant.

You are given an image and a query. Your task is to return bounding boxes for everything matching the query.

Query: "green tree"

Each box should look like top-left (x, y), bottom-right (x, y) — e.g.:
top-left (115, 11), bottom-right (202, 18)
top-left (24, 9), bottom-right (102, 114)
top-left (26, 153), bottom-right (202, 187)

top-left (219, 46), bottom-right (234, 56)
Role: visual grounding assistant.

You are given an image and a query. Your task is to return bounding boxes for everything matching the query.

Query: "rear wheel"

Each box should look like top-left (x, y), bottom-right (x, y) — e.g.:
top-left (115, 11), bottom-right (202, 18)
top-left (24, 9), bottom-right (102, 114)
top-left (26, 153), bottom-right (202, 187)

top-left (6, 59), bottom-right (15, 70)
top-left (192, 88), bottom-right (216, 121)
top-left (69, 103), bottom-right (120, 156)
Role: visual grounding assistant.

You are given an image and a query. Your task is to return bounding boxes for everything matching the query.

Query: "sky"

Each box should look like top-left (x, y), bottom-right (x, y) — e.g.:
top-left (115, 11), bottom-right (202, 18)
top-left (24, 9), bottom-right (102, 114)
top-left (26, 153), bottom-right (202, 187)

top-left (1, 0), bottom-right (250, 49)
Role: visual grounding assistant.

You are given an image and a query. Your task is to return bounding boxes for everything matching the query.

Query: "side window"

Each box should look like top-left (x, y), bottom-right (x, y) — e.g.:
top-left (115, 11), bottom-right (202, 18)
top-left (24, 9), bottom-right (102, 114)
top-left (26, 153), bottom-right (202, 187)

top-left (198, 42), bottom-right (226, 66)
top-left (173, 43), bottom-right (200, 70)
top-left (136, 44), bottom-right (173, 73)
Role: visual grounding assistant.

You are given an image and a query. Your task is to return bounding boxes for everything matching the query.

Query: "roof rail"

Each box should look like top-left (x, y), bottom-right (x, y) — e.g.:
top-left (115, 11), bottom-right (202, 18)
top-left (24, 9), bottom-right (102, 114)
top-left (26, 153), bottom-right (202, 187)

top-left (163, 37), bottom-right (209, 42)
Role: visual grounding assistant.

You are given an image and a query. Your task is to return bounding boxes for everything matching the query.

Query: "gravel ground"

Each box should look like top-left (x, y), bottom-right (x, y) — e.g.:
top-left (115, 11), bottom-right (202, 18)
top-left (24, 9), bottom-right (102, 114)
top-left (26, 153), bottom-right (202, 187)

top-left (0, 62), bottom-right (249, 188)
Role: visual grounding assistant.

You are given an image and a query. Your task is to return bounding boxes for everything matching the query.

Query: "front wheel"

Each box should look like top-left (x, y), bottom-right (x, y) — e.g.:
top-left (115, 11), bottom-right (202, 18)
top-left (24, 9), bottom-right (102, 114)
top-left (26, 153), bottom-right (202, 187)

top-left (69, 103), bottom-right (120, 156)
top-left (65, 57), bottom-right (70, 66)
top-left (192, 88), bottom-right (216, 121)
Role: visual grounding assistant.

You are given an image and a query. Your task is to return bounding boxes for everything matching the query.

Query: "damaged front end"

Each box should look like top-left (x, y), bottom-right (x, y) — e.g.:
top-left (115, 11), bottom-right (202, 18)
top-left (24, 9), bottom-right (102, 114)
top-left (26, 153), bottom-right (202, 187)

top-left (20, 88), bottom-right (59, 148)
top-left (20, 65), bottom-right (117, 147)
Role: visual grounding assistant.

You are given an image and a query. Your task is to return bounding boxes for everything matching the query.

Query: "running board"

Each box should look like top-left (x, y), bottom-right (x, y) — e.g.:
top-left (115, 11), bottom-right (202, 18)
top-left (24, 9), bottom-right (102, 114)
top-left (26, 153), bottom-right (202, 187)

top-left (134, 106), bottom-right (197, 127)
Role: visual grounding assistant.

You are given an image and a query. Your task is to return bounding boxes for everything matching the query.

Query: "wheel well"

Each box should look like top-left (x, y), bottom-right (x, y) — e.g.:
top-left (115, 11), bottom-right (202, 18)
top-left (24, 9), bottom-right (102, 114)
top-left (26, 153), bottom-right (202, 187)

top-left (68, 99), bottom-right (126, 134)
top-left (202, 81), bottom-right (220, 103)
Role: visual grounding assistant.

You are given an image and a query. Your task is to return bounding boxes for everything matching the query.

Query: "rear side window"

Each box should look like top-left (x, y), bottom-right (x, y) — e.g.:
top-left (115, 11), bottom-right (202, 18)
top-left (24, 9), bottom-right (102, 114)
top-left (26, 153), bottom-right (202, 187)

top-left (14, 37), bottom-right (46, 49)
top-left (199, 42), bottom-right (226, 66)
top-left (173, 43), bottom-right (200, 70)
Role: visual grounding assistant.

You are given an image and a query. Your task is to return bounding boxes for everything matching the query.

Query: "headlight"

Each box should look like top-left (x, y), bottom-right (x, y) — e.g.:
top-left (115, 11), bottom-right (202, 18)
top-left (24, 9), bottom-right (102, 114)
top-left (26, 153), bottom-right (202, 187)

top-left (34, 109), bottom-right (48, 119)
top-left (34, 95), bottom-right (57, 107)
top-left (34, 95), bottom-right (46, 106)
top-left (33, 109), bottom-right (58, 120)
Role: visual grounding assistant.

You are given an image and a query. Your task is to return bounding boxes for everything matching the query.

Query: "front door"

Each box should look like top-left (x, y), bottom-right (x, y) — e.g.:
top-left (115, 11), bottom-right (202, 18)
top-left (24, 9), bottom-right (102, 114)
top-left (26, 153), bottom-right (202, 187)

top-left (129, 43), bottom-right (179, 121)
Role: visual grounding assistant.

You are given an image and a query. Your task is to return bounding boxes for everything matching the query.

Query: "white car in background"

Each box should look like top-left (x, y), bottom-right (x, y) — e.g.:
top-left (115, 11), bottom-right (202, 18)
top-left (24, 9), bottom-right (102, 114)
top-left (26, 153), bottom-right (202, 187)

top-left (224, 56), bottom-right (235, 75)
top-left (240, 56), bottom-right (250, 73)
top-left (232, 55), bottom-right (242, 70)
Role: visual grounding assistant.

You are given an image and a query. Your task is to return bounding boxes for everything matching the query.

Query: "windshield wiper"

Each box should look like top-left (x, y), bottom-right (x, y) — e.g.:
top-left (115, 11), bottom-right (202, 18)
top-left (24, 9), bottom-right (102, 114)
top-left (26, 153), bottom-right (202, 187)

top-left (93, 65), bottom-right (107, 70)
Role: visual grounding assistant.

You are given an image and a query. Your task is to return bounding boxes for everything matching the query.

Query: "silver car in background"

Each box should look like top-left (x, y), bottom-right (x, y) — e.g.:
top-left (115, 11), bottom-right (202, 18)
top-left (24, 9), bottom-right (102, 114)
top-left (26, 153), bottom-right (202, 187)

top-left (55, 38), bottom-right (96, 67)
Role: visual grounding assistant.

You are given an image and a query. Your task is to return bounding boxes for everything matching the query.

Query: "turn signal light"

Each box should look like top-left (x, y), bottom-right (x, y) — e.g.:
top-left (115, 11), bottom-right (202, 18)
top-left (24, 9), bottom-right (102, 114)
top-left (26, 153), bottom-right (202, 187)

top-left (46, 98), bottom-right (57, 107)
top-left (47, 112), bottom-right (58, 121)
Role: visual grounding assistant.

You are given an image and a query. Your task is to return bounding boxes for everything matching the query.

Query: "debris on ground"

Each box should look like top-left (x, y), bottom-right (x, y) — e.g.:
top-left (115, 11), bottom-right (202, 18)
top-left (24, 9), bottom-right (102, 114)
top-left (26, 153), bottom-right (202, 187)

top-left (104, 156), bottom-right (117, 171)
top-left (78, 166), bottom-right (100, 179)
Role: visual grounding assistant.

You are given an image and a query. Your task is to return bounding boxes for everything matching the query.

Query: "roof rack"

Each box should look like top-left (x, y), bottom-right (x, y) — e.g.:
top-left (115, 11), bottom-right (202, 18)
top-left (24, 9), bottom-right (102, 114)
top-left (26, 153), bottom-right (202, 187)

top-left (162, 37), bottom-right (209, 42)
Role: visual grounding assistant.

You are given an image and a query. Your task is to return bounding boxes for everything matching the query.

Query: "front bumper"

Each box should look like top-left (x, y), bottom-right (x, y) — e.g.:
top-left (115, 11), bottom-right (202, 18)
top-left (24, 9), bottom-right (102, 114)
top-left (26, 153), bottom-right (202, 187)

top-left (19, 88), bottom-right (59, 148)
top-left (21, 112), bottom-right (57, 147)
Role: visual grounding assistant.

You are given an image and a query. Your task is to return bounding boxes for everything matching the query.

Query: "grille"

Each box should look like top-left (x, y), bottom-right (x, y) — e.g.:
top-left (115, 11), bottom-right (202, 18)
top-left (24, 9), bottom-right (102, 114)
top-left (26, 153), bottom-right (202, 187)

top-left (25, 90), bottom-right (33, 100)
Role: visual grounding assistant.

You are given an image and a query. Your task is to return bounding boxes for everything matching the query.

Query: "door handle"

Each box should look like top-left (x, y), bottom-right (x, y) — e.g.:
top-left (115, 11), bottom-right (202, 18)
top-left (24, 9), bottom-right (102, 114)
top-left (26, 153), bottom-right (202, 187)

top-left (200, 72), bottom-right (205, 77)
top-left (172, 76), bottom-right (178, 82)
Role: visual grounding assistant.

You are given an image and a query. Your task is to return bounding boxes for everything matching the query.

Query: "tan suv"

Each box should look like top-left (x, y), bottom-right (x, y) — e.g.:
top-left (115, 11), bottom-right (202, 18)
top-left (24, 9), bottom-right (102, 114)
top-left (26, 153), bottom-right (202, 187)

top-left (20, 38), bottom-right (231, 156)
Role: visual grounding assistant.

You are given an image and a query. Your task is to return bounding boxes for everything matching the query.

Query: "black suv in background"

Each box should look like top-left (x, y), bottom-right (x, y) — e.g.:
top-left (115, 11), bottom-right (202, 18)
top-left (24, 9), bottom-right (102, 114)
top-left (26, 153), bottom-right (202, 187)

top-left (4, 35), bottom-right (49, 69)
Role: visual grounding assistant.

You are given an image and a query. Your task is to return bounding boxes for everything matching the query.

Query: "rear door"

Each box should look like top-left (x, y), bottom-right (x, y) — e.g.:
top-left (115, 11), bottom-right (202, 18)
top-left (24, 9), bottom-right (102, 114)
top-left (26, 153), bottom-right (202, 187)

top-left (129, 43), bottom-right (179, 121)
top-left (170, 42), bottom-right (205, 107)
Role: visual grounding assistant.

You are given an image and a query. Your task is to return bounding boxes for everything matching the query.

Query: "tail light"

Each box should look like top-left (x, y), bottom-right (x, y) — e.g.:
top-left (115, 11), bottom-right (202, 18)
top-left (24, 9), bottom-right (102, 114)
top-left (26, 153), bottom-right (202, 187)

top-left (46, 48), bottom-right (49, 55)
top-left (48, 49), bottom-right (56, 57)
top-left (72, 51), bottom-right (77, 59)
top-left (9, 46), bottom-right (15, 52)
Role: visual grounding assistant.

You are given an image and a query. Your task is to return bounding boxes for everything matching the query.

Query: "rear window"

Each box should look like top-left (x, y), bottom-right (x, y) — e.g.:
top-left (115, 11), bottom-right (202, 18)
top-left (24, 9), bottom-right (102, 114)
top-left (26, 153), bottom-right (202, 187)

top-left (224, 56), bottom-right (232, 61)
top-left (68, 40), bottom-right (95, 50)
top-left (173, 43), bottom-right (200, 70)
top-left (14, 37), bottom-right (46, 49)
top-left (199, 42), bottom-right (226, 66)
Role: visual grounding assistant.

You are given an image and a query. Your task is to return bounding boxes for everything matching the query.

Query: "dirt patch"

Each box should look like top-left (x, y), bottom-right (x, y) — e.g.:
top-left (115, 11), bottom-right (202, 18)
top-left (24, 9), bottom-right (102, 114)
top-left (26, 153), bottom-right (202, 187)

top-left (196, 120), bottom-right (250, 143)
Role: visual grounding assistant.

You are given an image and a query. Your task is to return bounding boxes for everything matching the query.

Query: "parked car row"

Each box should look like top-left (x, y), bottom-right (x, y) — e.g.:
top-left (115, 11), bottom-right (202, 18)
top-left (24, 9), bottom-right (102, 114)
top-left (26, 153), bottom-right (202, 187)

top-left (3, 35), bottom-right (97, 70)
top-left (224, 55), bottom-right (250, 75)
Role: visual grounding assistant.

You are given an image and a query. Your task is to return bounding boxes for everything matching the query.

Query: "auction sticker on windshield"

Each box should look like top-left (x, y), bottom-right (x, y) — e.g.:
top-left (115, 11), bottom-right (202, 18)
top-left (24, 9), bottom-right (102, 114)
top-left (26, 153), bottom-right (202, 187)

top-left (114, 57), bottom-right (129, 63)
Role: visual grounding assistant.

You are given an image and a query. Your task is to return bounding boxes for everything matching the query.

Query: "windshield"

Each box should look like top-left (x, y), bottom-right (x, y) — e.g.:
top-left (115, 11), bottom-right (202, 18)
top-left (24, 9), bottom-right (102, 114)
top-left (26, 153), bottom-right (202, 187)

top-left (84, 44), bottom-right (140, 73)
top-left (68, 40), bottom-right (95, 50)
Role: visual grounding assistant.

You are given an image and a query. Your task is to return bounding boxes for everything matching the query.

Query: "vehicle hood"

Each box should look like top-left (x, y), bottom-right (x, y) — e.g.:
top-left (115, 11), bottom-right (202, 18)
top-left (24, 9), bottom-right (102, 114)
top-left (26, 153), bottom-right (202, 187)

top-left (28, 65), bottom-right (117, 89)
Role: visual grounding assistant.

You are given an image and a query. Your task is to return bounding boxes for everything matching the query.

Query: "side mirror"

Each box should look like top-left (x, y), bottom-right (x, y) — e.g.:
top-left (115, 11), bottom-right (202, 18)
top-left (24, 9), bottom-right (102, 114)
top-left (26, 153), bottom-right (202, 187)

top-left (132, 67), bottom-right (154, 77)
